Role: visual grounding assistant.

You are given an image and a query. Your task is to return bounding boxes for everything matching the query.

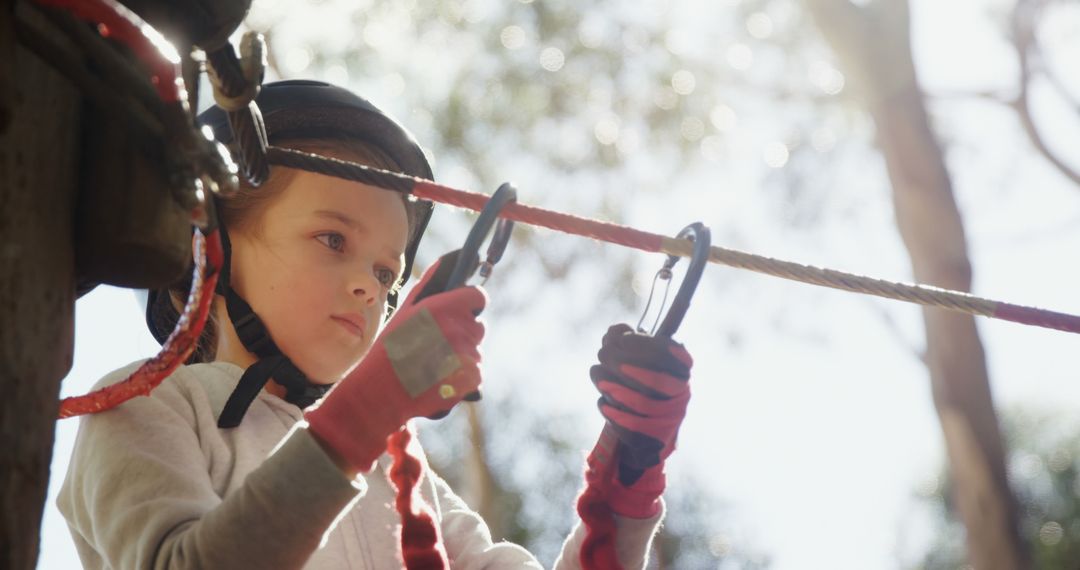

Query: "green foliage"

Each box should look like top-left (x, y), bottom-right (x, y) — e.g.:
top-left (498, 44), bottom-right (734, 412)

top-left (915, 410), bottom-right (1080, 569)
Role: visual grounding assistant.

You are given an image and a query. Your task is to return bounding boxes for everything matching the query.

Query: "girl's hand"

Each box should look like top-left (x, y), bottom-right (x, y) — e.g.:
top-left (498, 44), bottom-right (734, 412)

top-left (305, 251), bottom-right (487, 474)
top-left (583, 324), bottom-right (693, 518)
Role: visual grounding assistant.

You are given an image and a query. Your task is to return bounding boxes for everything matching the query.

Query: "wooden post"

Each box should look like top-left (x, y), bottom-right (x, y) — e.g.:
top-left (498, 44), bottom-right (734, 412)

top-left (0, 10), bottom-right (80, 570)
top-left (1, 1), bottom-right (252, 567)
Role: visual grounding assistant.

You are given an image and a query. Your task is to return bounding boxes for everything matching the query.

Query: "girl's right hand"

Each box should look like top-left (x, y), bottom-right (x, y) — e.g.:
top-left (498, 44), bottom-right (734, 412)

top-left (304, 251), bottom-right (487, 474)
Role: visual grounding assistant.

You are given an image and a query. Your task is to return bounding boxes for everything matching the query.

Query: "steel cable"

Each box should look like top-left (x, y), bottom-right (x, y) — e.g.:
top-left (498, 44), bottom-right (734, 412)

top-left (264, 145), bottom-right (1080, 335)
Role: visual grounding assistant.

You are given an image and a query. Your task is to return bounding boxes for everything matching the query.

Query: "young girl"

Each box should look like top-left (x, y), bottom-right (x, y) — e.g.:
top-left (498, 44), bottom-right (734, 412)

top-left (58, 80), bottom-right (694, 569)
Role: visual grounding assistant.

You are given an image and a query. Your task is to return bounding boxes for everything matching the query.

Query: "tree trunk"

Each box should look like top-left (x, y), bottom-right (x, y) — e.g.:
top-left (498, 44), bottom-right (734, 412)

top-left (805, 1), bottom-right (1027, 568)
top-left (0, 4), bottom-right (80, 569)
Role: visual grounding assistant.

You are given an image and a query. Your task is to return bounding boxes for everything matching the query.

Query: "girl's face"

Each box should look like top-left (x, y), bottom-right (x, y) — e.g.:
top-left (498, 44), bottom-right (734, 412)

top-left (229, 168), bottom-right (410, 382)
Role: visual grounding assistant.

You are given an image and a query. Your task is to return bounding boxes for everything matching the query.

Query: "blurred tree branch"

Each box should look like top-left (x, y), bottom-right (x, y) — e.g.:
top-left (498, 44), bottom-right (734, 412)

top-left (863, 301), bottom-right (925, 364)
top-left (927, 0), bottom-right (1080, 188)
top-left (1009, 0), bottom-right (1080, 187)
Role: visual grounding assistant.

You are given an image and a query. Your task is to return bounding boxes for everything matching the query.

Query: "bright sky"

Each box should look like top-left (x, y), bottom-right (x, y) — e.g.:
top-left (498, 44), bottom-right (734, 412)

top-left (37, 1), bottom-right (1080, 569)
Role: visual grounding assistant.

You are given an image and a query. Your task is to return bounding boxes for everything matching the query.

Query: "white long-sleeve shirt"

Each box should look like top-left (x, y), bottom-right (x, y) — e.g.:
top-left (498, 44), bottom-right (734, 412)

top-left (57, 360), bottom-right (662, 569)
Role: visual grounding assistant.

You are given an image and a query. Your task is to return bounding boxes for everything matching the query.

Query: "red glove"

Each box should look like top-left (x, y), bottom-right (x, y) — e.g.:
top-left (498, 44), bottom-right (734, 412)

top-left (305, 252), bottom-right (487, 473)
top-left (584, 323), bottom-right (692, 518)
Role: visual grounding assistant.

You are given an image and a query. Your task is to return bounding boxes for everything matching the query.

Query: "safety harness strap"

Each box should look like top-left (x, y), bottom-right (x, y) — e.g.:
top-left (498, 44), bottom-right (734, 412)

top-left (218, 357), bottom-right (279, 428)
top-left (225, 288), bottom-right (277, 358)
top-left (217, 353), bottom-right (331, 427)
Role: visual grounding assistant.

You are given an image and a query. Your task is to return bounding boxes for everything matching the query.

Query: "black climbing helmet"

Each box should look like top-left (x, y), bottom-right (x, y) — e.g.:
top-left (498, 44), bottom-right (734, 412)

top-left (145, 80), bottom-right (435, 346)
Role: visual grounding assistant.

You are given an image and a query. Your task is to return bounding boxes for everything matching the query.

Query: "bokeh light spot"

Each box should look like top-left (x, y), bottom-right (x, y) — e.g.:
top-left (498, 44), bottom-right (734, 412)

top-left (763, 141), bottom-right (790, 168)
top-left (664, 29), bottom-right (692, 55)
top-left (746, 13), bottom-right (774, 39)
top-left (463, 0), bottom-right (486, 23)
top-left (681, 117), bottom-right (705, 141)
top-left (284, 47), bottom-right (312, 73)
top-left (810, 61), bottom-right (846, 95)
top-left (594, 115), bottom-right (621, 145)
top-left (578, 16), bottom-right (609, 49)
top-left (1048, 449), bottom-right (1072, 473)
top-left (501, 26), bottom-right (526, 49)
top-left (1040, 522), bottom-right (1064, 546)
top-left (708, 534), bottom-right (732, 557)
top-left (540, 47), bottom-right (565, 72)
top-left (654, 87), bottom-right (678, 111)
top-left (672, 70), bottom-right (697, 95)
top-left (1012, 452), bottom-right (1043, 480)
top-left (710, 104), bottom-right (738, 131)
top-left (325, 64), bottom-right (349, 85)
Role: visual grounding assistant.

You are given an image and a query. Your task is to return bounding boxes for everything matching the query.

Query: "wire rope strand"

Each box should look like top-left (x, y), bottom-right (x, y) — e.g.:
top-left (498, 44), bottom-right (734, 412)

top-left (259, 142), bottom-right (1080, 335)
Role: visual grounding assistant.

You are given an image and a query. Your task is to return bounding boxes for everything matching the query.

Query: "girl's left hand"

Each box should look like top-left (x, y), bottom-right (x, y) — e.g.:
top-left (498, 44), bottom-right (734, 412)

top-left (583, 323), bottom-right (693, 518)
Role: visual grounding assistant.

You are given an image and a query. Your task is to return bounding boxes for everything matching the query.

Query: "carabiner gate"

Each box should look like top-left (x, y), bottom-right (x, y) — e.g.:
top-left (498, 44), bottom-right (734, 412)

top-left (446, 182), bottom-right (518, 288)
top-left (635, 222), bottom-right (711, 339)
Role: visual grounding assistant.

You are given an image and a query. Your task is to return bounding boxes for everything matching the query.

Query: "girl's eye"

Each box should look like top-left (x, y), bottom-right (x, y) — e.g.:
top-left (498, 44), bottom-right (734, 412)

top-left (316, 232), bottom-right (345, 252)
top-left (375, 268), bottom-right (398, 288)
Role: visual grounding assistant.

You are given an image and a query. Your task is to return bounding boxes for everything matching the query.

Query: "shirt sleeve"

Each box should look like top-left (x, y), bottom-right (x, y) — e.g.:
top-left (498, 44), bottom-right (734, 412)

top-left (56, 368), bottom-right (365, 570)
top-left (551, 503), bottom-right (664, 570)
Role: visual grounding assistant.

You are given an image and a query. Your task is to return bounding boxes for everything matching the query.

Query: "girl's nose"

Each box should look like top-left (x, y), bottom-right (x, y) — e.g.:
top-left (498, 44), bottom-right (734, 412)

top-left (351, 270), bottom-right (380, 304)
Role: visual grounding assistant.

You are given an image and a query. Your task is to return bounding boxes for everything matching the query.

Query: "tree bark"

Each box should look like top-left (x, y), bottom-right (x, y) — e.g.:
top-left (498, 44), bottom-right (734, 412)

top-left (0, 5), bottom-right (80, 569)
top-left (805, 1), bottom-right (1027, 568)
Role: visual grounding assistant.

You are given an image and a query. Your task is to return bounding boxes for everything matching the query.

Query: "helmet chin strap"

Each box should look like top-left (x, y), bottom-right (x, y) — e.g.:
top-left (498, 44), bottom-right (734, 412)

top-left (215, 225), bottom-right (332, 428)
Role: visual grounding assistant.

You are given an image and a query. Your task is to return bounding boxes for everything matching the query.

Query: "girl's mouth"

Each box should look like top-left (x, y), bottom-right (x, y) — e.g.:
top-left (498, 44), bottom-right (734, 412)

top-left (331, 315), bottom-right (366, 338)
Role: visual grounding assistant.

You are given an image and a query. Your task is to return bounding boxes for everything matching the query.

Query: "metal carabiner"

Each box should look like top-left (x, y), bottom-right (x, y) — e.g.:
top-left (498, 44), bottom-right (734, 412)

top-left (446, 182), bottom-right (518, 289)
top-left (421, 182), bottom-right (516, 415)
top-left (635, 222), bottom-right (711, 338)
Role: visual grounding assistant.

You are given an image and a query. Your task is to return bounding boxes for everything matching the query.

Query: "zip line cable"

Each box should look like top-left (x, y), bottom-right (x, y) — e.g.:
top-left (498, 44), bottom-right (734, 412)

top-left (269, 146), bottom-right (1080, 335)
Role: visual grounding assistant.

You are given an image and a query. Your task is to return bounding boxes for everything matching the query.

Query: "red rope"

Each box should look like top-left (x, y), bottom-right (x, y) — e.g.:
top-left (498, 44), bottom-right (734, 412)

top-left (413, 181), bottom-right (664, 254)
top-left (387, 426), bottom-right (449, 570)
top-left (59, 230), bottom-right (223, 417)
top-left (575, 425), bottom-right (625, 570)
top-left (33, 0), bottom-right (183, 103)
top-left (577, 479), bottom-right (622, 569)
